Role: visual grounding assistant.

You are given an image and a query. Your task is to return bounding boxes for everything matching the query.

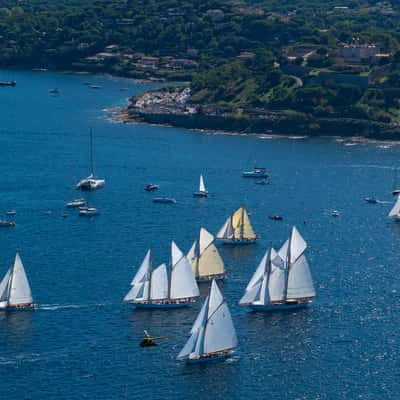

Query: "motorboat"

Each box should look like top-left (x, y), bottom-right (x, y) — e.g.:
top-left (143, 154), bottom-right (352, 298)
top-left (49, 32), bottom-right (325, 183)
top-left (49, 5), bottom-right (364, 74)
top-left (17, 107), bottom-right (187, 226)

top-left (66, 198), bottom-right (87, 208)
top-left (0, 220), bottom-right (16, 227)
top-left (365, 197), bottom-right (378, 204)
top-left (242, 166), bottom-right (269, 178)
top-left (153, 198), bottom-right (176, 204)
top-left (269, 215), bottom-right (283, 221)
top-left (144, 184), bottom-right (159, 192)
top-left (79, 207), bottom-right (99, 216)
top-left (6, 210), bottom-right (16, 216)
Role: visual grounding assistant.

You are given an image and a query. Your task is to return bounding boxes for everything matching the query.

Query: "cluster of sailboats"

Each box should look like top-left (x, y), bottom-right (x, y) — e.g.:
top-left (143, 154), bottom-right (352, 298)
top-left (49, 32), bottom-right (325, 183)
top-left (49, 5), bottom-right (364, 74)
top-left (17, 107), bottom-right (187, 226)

top-left (122, 220), bottom-right (315, 363)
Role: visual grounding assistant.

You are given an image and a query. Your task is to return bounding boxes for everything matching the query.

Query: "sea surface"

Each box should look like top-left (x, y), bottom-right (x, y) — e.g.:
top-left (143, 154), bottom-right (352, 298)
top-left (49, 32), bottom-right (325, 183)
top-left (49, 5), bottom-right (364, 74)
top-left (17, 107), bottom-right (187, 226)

top-left (0, 69), bottom-right (399, 399)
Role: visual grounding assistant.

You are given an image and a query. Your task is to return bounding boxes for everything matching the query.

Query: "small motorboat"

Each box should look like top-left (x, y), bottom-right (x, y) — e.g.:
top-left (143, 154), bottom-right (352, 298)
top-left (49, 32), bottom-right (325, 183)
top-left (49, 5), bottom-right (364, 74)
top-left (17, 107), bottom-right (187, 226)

top-left (153, 197), bottom-right (176, 204)
top-left (0, 220), bottom-right (16, 227)
top-left (90, 85), bottom-right (102, 89)
top-left (49, 88), bottom-right (60, 96)
top-left (365, 197), bottom-right (378, 204)
top-left (255, 179), bottom-right (268, 185)
top-left (66, 198), bottom-right (87, 208)
top-left (331, 210), bottom-right (340, 217)
top-left (269, 215), bottom-right (283, 221)
top-left (144, 184), bottom-right (159, 192)
top-left (242, 166), bottom-right (269, 178)
top-left (6, 210), bottom-right (16, 216)
top-left (79, 207), bottom-right (99, 216)
top-left (0, 81), bottom-right (16, 87)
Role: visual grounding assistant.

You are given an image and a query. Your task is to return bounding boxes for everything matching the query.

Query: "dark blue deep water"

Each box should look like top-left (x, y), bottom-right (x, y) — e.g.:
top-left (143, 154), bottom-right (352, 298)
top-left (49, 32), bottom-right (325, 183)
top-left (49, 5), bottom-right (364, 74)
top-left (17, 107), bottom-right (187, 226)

top-left (0, 70), bottom-right (399, 399)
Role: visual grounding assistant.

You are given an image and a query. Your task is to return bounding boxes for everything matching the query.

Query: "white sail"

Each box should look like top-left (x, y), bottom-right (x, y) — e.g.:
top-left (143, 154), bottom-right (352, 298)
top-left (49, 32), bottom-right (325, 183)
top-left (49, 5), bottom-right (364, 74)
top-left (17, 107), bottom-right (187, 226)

top-left (286, 254), bottom-right (315, 299)
top-left (389, 195), bottom-right (400, 217)
top-left (150, 263), bottom-right (168, 300)
top-left (239, 281), bottom-right (262, 305)
top-left (268, 261), bottom-right (286, 302)
top-left (124, 281), bottom-right (149, 302)
top-left (131, 249), bottom-right (151, 286)
top-left (199, 228), bottom-right (214, 254)
top-left (216, 217), bottom-right (233, 239)
top-left (245, 249), bottom-right (268, 291)
top-left (170, 241), bottom-right (199, 300)
top-left (203, 281), bottom-right (238, 354)
top-left (0, 268), bottom-right (11, 306)
top-left (289, 226), bottom-right (307, 264)
top-left (8, 253), bottom-right (33, 306)
top-left (177, 329), bottom-right (200, 360)
top-left (199, 174), bottom-right (206, 193)
top-left (187, 241), bottom-right (198, 276)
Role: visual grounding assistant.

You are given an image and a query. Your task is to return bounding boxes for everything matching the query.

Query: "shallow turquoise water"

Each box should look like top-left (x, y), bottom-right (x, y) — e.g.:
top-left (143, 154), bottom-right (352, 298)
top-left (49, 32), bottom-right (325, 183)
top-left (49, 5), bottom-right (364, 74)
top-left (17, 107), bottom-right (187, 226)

top-left (0, 69), bottom-right (399, 399)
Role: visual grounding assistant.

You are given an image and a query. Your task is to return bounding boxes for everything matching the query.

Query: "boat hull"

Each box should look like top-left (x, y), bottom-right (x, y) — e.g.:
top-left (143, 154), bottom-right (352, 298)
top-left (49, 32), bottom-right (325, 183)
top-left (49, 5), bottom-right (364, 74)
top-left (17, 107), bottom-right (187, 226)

top-left (193, 191), bottom-right (208, 198)
top-left (0, 303), bottom-right (34, 311)
top-left (183, 349), bottom-right (236, 364)
top-left (197, 273), bottom-right (226, 283)
top-left (130, 299), bottom-right (196, 309)
top-left (248, 300), bottom-right (313, 312)
top-left (217, 238), bottom-right (257, 245)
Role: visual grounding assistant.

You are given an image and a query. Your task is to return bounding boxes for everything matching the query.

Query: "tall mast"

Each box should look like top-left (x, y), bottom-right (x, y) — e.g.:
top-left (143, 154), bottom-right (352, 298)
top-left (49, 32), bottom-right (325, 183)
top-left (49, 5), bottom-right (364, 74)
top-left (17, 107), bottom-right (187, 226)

top-left (196, 239), bottom-right (200, 278)
top-left (284, 234), bottom-right (292, 301)
top-left (90, 128), bottom-right (94, 176)
top-left (6, 258), bottom-right (16, 307)
top-left (240, 207), bottom-right (244, 240)
top-left (147, 251), bottom-right (152, 301)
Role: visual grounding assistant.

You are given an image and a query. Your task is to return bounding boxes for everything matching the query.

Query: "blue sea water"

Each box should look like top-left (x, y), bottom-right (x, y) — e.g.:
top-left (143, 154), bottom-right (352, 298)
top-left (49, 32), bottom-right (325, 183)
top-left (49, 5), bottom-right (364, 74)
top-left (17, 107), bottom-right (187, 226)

top-left (0, 69), bottom-right (399, 399)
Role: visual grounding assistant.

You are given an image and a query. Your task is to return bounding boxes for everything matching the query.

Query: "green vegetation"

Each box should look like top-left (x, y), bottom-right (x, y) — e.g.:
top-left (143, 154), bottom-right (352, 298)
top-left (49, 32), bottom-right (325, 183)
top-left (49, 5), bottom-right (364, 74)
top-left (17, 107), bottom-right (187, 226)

top-left (1, 0), bottom-right (400, 130)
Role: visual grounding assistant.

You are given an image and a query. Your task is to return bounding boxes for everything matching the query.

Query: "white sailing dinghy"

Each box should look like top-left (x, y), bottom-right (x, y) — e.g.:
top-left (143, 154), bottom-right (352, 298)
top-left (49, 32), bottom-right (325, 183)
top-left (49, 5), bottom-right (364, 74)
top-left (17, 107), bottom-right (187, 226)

top-left (216, 206), bottom-right (258, 244)
top-left (239, 226), bottom-right (315, 311)
top-left (123, 243), bottom-right (200, 308)
top-left (388, 194), bottom-right (400, 220)
top-left (76, 129), bottom-right (105, 191)
top-left (193, 174), bottom-right (208, 197)
top-left (0, 253), bottom-right (34, 310)
top-left (177, 280), bottom-right (238, 363)
top-left (187, 228), bottom-right (226, 281)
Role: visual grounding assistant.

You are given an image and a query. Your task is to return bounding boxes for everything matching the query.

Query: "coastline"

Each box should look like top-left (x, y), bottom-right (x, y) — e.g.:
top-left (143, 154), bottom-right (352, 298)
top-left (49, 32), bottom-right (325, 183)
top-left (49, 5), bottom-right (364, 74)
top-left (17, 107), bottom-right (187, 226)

top-left (113, 87), bottom-right (400, 142)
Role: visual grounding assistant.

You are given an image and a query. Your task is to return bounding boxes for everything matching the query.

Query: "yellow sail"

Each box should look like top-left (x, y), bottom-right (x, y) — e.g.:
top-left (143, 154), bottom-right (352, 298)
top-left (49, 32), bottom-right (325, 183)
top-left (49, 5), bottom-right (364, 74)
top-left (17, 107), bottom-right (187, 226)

top-left (198, 243), bottom-right (226, 277)
top-left (242, 208), bottom-right (257, 240)
top-left (232, 207), bottom-right (243, 240)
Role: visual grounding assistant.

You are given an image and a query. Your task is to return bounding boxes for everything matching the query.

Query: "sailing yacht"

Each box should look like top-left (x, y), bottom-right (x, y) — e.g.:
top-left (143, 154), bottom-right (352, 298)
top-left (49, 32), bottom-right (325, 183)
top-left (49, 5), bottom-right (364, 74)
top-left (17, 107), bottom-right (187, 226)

top-left (193, 174), bottom-right (208, 197)
top-left (216, 207), bottom-right (258, 244)
top-left (187, 228), bottom-right (226, 281)
top-left (76, 129), bottom-right (105, 191)
top-left (388, 194), bottom-right (400, 220)
top-left (0, 253), bottom-right (34, 310)
top-left (123, 243), bottom-right (200, 308)
top-left (239, 226), bottom-right (315, 311)
top-left (177, 280), bottom-right (238, 363)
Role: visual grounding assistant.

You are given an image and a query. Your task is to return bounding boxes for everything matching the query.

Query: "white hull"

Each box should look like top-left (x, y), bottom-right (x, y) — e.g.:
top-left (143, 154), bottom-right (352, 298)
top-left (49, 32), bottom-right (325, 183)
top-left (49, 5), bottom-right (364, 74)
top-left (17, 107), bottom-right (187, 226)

top-left (193, 191), bottom-right (208, 198)
top-left (76, 178), bottom-right (105, 191)
top-left (182, 349), bottom-right (236, 364)
top-left (130, 298), bottom-right (196, 309)
top-left (248, 299), bottom-right (313, 312)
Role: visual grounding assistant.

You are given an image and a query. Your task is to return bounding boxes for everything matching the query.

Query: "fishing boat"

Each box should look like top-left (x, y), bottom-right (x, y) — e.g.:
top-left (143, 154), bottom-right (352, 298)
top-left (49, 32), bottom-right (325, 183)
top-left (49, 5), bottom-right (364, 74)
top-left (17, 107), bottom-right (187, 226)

top-left (193, 174), bottom-right (208, 197)
top-left (123, 243), bottom-right (200, 308)
top-left (76, 129), bottom-right (105, 191)
top-left (66, 198), bottom-right (86, 208)
top-left (79, 207), bottom-right (99, 216)
top-left (0, 220), bottom-right (16, 227)
top-left (176, 280), bottom-right (238, 363)
top-left (144, 184), bottom-right (159, 192)
top-left (239, 226), bottom-right (315, 311)
top-left (365, 197), bottom-right (378, 204)
top-left (269, 215), bottom-right (283, 221)
top-left (388, 195), bottom-right (400, 220)
top-left (0, 253), bottom-right (34, 310)
top-left (153, 197), bottom-right (176, 204)
top-left (242, 166), bottom-right (269, 178)
top-left (187, 228), bottom-right (226, 282)
top-left (216, 207), bottom-right (258, 245)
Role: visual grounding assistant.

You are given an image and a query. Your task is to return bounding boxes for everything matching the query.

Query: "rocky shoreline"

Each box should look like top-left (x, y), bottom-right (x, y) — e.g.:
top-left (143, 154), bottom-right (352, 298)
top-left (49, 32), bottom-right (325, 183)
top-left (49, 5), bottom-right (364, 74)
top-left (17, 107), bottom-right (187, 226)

top-left (116, 87), bottom-right (400, 140)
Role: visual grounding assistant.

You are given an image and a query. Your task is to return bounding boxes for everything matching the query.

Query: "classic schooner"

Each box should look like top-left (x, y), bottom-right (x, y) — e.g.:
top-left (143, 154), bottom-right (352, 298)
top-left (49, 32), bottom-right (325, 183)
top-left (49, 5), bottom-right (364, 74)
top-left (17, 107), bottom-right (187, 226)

top-left (239, 226), bottom-right (315, 311)
top-left (123, 243), bottom-right (200, 308)
top-left (177, 279), bottom-right (238, 363)
top-left (216, 206), bottom-right (258, 244)
top-left (187, 228), bottom-right (226, 281)
top-left (193, 174), bottom-right (208, 197)
top-left (0, 253), bottom-right (34, 310)
top-left (388, 194), bottom-right (400, 220)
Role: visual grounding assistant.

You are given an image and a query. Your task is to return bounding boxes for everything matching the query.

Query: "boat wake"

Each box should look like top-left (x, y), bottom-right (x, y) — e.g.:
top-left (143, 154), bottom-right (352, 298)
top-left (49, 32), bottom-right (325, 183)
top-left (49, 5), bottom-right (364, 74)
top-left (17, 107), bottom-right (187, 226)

top-left (37, 302), bottom-right (113, 311)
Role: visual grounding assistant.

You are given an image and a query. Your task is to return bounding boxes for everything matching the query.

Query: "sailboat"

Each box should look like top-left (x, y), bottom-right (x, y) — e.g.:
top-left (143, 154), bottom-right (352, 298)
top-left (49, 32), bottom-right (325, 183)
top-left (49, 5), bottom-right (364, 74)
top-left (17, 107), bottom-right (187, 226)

top-left (216, 207), bottom-right (258, 244)
top-left (123, 243), bottom-right (200, 308)
top-left (193, 174), bottom-right (208, 197)
top-left (0, 253), bottom-right (34, 310)
top-left (76, 129), bottom-right (105, 191)
top-left (388, 194), bottom-right (400, 220)
top-left (187, 228), bottom-right (226, 281)
top-left (177, 280), bottom-right (238, 363)
top-left (239, 226), bottom-right (315, 311)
